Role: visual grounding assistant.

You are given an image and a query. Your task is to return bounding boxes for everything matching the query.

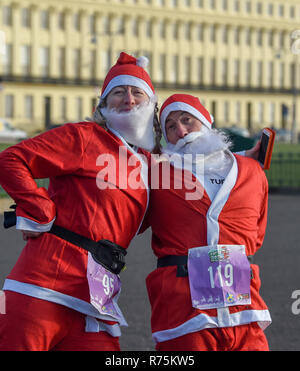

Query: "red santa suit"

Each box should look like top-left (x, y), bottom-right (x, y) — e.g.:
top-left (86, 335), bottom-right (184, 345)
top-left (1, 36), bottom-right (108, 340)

top-left (0, 52), bottom-right (156, 351)
top-left (145, 152), bottom-right (271, 350)
top-left (0, 122), bottom-right (149, 349)
top-left (144, 93), bottom-right (271, 351)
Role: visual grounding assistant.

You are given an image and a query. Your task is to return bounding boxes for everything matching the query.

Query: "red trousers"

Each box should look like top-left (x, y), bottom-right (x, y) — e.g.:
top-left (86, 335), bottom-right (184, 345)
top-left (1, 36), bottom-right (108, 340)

top-left (0, 291), bottom-right (120, 351)
top-left (156, 323), bottom-right (269, 351)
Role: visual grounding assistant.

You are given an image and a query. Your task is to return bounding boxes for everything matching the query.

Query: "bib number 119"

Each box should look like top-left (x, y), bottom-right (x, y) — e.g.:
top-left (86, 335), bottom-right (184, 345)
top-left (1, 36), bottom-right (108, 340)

top-left (208, 264), bottom-right (233, 289)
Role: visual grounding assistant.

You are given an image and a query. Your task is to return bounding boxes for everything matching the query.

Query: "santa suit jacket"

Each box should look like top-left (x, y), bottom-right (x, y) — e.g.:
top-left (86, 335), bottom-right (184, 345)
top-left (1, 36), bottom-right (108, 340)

top-left (0, 122), bottom-right (149, 335)
top-left (144, 151), bottom-right (271, 344)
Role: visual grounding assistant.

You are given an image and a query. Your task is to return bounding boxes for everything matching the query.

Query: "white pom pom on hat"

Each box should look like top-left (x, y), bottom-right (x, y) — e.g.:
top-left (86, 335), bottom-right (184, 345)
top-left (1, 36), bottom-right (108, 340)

top-left (136, 56), bottom-right (149, 68)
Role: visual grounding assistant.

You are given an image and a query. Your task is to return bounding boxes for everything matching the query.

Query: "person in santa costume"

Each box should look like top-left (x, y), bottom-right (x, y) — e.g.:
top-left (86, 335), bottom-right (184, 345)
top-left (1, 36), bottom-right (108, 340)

top-left (0, 52), bottom-right (160, 351)
top-left (143, 94), bottom-right (271, 351)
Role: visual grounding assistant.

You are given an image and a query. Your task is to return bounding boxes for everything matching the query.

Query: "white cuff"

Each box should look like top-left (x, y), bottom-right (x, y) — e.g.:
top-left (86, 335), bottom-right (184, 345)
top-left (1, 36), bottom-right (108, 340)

top-left (16, 216), bottom-right (56, 232)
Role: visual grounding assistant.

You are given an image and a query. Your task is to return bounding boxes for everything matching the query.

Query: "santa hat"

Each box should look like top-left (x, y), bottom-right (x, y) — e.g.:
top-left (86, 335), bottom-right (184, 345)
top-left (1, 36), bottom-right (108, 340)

top-left (101, 52), bottom-right (155, 99)
top-left (160, 94), bottom-right (214, 142)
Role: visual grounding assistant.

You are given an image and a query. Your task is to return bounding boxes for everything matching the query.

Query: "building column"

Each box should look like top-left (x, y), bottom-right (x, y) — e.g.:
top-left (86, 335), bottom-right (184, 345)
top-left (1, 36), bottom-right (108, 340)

top-left (11, 2), bottom-right (21, 76)
top-left (49, 6), bottom-right (58, 78)
top-left (64, 8), bottom-right (73, 79)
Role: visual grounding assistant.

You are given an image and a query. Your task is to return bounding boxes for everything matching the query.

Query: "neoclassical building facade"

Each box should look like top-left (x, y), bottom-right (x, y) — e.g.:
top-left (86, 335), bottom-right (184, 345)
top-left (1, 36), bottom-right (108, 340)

top-left (0, 0), bottom-right (300, 136)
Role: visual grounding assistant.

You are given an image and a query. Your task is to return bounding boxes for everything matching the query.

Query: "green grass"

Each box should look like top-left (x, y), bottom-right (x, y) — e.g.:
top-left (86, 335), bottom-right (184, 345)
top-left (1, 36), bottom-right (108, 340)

top-left (0, 143), bottom-right (13, 152)
top-left (273, 143), bottom-right (300, 154)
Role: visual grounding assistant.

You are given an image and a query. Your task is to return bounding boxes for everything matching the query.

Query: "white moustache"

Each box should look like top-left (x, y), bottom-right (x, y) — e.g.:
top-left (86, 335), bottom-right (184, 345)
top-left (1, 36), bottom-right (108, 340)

top-left (163, 127), bottom-right (232, 173)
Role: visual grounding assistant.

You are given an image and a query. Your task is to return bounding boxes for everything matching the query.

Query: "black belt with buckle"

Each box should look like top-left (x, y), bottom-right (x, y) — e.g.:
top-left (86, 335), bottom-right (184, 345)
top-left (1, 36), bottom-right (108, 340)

top-left (3, 205), bottom-right (126, 275)
top-left (157, 254), bottom-right (254, 277)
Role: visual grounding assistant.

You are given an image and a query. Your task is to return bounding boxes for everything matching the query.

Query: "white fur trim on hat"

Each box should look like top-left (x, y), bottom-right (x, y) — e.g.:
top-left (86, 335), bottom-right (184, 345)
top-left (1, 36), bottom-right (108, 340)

top-left (101, 74), bottom-right (154, 99)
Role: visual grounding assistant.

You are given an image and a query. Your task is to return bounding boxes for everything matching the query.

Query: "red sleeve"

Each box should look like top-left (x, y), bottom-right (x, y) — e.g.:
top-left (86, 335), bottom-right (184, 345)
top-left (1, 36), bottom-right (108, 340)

top-left (256, 173), bottom-right (269, 250)
top-left (0, 123), bottom-right (92, 226)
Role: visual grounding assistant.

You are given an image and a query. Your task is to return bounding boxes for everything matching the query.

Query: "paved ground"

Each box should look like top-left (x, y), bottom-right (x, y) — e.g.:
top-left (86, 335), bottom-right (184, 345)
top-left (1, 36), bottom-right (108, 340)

top-left (0, 193), bottom-right (299, 351)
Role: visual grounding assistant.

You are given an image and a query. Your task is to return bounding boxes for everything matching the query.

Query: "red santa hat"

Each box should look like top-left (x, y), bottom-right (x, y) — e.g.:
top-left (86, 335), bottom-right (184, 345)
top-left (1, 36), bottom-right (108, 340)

top-left (160, 94), bottom-right (214, 142)
top-left (101, 52), bottom-right (155, 99)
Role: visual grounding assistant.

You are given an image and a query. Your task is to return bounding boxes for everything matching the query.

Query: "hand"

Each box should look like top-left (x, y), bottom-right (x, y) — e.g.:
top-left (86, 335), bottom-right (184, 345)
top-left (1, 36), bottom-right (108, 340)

top-left (21, 230), bottom-right (42, 241)
top-left (245, 140), bottom-right (261, 160)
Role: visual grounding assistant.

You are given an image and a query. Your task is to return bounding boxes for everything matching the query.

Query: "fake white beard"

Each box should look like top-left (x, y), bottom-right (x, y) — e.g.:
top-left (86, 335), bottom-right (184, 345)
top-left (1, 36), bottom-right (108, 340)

top-left (163, 126), bottom-right (233, 174)
top-left (100, 101), bottom-right (155, 151)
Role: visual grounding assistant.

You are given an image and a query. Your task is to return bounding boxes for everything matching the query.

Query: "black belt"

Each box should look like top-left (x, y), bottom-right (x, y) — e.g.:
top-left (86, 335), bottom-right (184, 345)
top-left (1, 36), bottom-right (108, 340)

top-left (49, 225), bottom-right (127, 275)
top-left (3, 205), bottom-right (126, 275)
top-left (157, 254), bottom-right (254, 277)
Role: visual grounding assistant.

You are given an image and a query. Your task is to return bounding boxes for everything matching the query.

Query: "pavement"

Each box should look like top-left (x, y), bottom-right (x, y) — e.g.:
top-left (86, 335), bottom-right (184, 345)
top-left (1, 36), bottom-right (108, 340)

top-left (0, 193), bottom-right (300, 351)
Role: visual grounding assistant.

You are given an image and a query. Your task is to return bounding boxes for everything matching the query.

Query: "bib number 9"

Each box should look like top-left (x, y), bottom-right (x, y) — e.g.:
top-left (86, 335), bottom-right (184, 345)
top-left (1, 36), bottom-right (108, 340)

top-left (208, 263), bottom-right (233, 289)
top-left (102, 274), bottom-right (115, 298)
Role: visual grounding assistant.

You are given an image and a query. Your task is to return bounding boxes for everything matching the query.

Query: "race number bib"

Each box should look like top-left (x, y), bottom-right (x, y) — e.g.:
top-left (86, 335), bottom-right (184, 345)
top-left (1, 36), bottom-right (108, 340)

top-left (87, 253), bottom-right (122, 320)
top-left (188, 245), bottom-right (251, 310)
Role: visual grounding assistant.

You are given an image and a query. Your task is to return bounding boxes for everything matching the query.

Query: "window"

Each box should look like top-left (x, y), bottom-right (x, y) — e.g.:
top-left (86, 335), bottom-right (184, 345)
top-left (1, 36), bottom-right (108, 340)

top-left (235, 102), bottom-right (241, 123)
top-left (40, 10), bottom-right (49, 29)
top-left (210, 25), bottom-right (216, 42)
top-left (268, 61), bottom-right (274, 87)
top-left (2, 6), bottom-right (12, 26)
top-left (146, 20), bottom-right (152, 38)
top-left (279, 62), bottom-right (285, 87)
top-left (184, 56), bottom-right (191, 83)
top-left (73, 49), bottom-right (81, 78)
top-left (234, 0), bottom-right (240, 12)
top-left (198, 57), bottom-right (203, 84)
top-left (234, 28), bottom-right (240, 45)
top-left (90, 50), bottom-right (96, 79)
top-left (2, 44), bottom-right (12, 74)
top-left (5, 95), bottom-right (14, 118)
top-left (223, 26), bottom-right (228, 43)
top-left (73, 13), bottom-right (80, 31)
top-left (224, 101), bottom-right (229, 122)
top-left (89, 15), bottom-right (96, 34)
top-left (185, 23), bottom-right (191, 41)
top-left (170, 55), bottom-right (178, 83)
top-left (58, 12), bottom-right (65, 30)
top-left (39, 47), bottom-right (49, 77)
top-left (132, 18), bottom-right (138, 37)
top-left (210, 58), bottom-right (216, 85)
top-left (159, 21), bottom-right (166, 39)
top-left (257, 102), bottom-right (264, 122)
top-left (197, 24), bottom-right (203, 41)
top-left (245, 28), bottom-right (251, 45)
top-left (269, 103), bottom-right (275, 124)
top-left (234, 59), bottom-right (240, 85)
top-left (246, 60), bottom-right (251, 85)
top-left (257, 29), bottom-right (263, 46)
top-left (268, 3), bottom-right (273, 16)
top-left (279, 4), bottom-right (284, 17)
top-left (222, 58), bottom-right (228, 85)
top-left (257, 2), bottom-right (262, 14)
top-left (24, 95), bottom-right (33, 119)
top-left (21, 8), bottom-right (31, 28)
top-left (76, 97), bottom-right (82, 120)
top-left (158, 54), bottom-right (166, 82)
top-left (60, 97), bottom-right (67, 121)
top-left (257, 61), bottom-right (263, 86)
top-left (58, 47), bottom-right (66, 78)
top-left (20, 45), bottom-right (31, 75)
top-left (245, 1), bottom-right (251, 13)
